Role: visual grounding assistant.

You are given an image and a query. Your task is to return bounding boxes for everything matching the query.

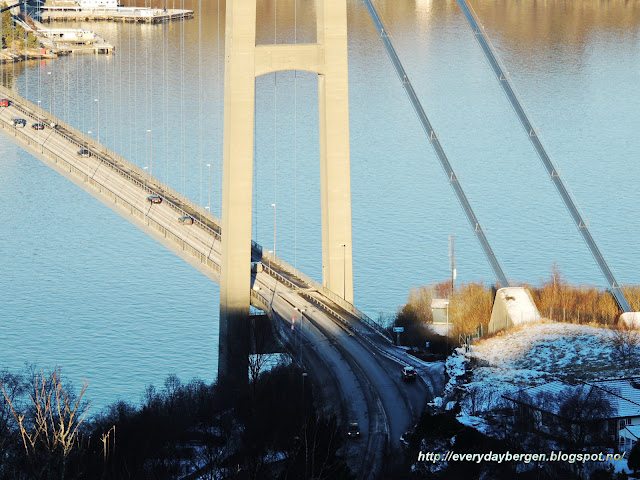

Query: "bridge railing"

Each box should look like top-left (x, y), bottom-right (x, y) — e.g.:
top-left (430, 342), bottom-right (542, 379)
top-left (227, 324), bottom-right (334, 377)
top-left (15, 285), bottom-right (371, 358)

top-left (0, 86), bottom-right (222, 279)
top-left (0, 85), bottom-right (224, 237)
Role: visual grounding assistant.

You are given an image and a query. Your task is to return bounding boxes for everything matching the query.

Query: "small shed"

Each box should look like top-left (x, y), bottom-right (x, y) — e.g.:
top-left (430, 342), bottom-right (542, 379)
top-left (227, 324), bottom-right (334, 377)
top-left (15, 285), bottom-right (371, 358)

top-left (431, 298), bottom-right (449, 325)
top-left (488, 287), bottom-right (541, 334)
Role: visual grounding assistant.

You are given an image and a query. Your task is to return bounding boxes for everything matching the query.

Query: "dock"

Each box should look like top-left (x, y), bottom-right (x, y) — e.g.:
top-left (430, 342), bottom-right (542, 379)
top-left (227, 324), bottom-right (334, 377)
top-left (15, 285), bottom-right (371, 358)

top-left (10, 17), bottom-right (114, 56)
top-left (37, 26), bottom-right (115, 54)
top-left (40, 6), bottom-right (194, 23)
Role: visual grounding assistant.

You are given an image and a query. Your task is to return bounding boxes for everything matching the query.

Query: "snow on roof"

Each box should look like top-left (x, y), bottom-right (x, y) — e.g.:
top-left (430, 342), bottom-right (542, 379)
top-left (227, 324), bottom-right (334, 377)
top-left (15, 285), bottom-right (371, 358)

top-left (624, 425), bottom-right (640, 439)
top-left (431, 298), bottom-right (450, 309)
top-left (588, 378), bottom-right (640, 415)
top-left (503, 378), bottom-right (640, 419)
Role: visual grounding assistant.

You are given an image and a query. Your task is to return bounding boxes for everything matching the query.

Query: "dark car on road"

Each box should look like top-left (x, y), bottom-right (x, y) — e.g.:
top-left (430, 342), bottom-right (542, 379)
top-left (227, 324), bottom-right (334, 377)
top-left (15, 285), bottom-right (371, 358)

top-left (402, 366), bottom-right (417, 382)
top-left (178, 215), bottom-right (194, 225)
top-left (77, 148), bottom-right (91, 157)
top-left (13, 118), bottom-right (26, 128)
top-left (148, 195), bottom-right (162, 204)
top-left (347, 422), bottom-right (360, 439)
top-left (31, 123), bottom-right (45, 130)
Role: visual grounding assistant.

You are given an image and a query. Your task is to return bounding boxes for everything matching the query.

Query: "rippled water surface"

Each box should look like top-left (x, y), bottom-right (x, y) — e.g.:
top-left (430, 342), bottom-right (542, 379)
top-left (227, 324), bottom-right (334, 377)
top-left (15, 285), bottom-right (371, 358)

top-left (1, 0), bottom-right (639, 410)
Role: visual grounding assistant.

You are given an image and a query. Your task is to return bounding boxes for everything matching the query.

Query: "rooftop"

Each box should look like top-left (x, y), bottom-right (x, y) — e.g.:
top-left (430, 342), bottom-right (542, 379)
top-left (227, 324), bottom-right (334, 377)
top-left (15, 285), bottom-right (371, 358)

top-left (503, 377), bottom-right (640, 420)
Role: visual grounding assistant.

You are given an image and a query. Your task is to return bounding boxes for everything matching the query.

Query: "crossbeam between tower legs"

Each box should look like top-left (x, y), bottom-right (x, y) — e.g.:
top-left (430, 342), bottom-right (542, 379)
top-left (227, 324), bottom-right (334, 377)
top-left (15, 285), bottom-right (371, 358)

top-left (219, 0), bottom-right (354, 387)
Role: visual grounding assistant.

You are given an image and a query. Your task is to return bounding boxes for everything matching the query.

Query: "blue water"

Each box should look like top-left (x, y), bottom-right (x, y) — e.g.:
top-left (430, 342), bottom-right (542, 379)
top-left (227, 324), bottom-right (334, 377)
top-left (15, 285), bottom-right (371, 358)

top-left (1, 0), bottom-right (639, 410)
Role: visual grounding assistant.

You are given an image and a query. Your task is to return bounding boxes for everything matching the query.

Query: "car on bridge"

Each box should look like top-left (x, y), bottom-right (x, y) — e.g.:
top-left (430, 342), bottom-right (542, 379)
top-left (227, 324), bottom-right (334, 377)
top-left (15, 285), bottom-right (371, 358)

top-left (31, 123), bottom-right (45, 130)
top-left (0, 98), bottom-right (9, 107)
top-left (148, 195), bottom-right (162, 204)
top-left (12, 118), bottom-right (26, 128)
top-left (178, 215), bottom-right (194, 225)
top-left (347, 422), bottom-right (360, 439)
top-left (402, 366), bottom-right (417, 382)
top-left (77, 148), bottom-right (91, 157)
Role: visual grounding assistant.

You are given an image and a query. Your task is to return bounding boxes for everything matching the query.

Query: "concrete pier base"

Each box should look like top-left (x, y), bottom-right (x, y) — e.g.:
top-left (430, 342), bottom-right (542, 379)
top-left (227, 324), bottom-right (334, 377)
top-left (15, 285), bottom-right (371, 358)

top-left (488, 287), bottom-right (541, 334)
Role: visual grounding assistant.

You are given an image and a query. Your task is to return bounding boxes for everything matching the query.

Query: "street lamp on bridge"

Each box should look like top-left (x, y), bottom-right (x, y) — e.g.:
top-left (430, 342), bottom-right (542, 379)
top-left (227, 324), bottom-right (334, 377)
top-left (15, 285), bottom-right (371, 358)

top-left (47, 71), bottom-right (52, 115)
top-left (296, 307), bottom-right (307, 364)
top-left (206, 163), bottom-right (211, 210)
top-left (339, 243), bottom-right (346, 299)
top-left (147, 129), bottom-right (152, 176)
top-left (271, 203), bottom-right (277, 258)
top-left (94, 98), bottom-right (100, 146)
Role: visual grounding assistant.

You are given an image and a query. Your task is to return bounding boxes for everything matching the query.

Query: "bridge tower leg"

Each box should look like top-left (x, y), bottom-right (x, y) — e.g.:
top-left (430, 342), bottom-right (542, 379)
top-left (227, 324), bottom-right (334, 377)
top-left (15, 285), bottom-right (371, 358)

top-left (318, 0), bottom-right (354, 305)
top-left (219, 0), bottom-right (353, 385)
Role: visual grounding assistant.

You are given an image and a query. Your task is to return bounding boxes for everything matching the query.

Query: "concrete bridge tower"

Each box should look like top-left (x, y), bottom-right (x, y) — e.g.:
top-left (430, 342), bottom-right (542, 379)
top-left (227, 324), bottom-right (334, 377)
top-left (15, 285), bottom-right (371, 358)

top-left (219, 0), bottom-right (354, 384)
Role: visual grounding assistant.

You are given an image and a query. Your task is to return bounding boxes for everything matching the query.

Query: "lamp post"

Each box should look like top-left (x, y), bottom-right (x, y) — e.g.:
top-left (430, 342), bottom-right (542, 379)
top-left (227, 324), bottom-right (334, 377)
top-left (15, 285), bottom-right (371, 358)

top-left (94, 98), bottom-right (100, 145)
top-left (339, 243), bottom-right (346, 299)
top-left (47, 71), bottom-right (52, 114)
top-left (271, 203), bottom-right (277, 258)
top-left (445, 300), bottom-right (450, 354)
top-left (296, 307), bottom-right (307, 363)
top-left (36, 100), bottom-right (41, 127)
top-left (146, 129), bottom-right (152, 176)
top-left (206, 163), bottom-right (211, 210)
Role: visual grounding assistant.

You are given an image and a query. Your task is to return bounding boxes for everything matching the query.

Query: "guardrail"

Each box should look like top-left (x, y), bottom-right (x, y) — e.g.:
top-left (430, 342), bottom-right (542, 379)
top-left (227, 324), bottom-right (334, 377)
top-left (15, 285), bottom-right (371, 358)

top-left (0, 87), bottom-right (221, 279)
top-left (1, 85), bottom-right (223, 237)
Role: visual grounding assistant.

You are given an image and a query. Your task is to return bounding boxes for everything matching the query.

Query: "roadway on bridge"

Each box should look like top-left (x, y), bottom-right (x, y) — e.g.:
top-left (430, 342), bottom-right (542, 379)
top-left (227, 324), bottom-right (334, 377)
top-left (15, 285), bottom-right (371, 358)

top-left (0, 88), bottom-right (445, 478)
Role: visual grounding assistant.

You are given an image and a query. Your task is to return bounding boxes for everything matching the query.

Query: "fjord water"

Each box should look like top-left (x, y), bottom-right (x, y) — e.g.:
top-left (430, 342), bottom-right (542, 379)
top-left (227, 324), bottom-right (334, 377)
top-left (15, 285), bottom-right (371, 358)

top-left (1, 0), bottom-right (638, 410)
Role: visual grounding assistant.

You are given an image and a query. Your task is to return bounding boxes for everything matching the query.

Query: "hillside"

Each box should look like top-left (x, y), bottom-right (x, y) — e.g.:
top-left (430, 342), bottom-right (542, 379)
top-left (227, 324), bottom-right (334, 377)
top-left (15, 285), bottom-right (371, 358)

top-left (445, 320), bottom-right (640, 417)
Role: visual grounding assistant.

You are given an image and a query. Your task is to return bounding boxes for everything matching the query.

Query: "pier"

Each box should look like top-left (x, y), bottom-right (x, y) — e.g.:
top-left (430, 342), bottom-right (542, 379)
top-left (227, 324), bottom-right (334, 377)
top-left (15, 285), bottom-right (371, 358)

top-left (11, 17), bottom-right (114, 56)
top-left (40, 6), bottom-right (194, 24)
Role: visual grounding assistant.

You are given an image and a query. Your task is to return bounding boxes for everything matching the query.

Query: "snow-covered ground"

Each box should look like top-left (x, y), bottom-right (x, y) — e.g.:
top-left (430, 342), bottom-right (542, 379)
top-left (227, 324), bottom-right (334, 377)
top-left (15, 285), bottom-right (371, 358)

top-left (447, 320), bottom-right (640, 417)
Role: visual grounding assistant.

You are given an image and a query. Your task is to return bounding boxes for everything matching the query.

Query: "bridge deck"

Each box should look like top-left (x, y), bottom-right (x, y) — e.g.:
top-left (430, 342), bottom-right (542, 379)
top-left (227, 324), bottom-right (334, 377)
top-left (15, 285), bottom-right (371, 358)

top-left (0, 85), bottom-right (442, 479)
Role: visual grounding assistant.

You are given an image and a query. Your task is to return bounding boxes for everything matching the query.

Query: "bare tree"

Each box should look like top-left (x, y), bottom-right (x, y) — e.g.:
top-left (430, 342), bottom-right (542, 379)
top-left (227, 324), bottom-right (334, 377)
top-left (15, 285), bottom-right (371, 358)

top-left (0, 367), bottom-right (90, 480)
top-left (248, 316), bottom-right (271, 390)
top-left (611, 321), bottom-right (639, 369)
top-left (556, 384), bottom-right (613, 447)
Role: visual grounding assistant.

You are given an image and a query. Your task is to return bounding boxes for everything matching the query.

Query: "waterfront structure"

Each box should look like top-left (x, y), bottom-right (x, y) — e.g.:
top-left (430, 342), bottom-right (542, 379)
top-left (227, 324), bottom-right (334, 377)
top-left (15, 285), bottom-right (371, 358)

top-left (40, 0), bottom-right (194, 23)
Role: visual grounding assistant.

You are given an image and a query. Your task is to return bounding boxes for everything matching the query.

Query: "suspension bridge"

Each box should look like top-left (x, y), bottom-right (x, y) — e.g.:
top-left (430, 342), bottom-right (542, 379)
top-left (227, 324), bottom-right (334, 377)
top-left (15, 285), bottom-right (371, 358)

top-left (0, 0), bottom-right (634, 477)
